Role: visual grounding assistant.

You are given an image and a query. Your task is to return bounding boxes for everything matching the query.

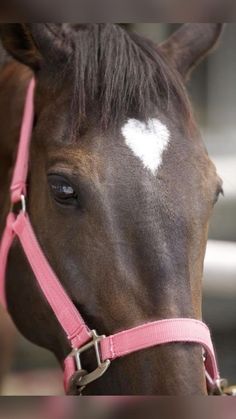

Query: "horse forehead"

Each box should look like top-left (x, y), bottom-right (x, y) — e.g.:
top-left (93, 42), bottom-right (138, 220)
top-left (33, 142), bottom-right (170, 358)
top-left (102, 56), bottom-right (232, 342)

top-left (121, 118), bottom-right (170, 175)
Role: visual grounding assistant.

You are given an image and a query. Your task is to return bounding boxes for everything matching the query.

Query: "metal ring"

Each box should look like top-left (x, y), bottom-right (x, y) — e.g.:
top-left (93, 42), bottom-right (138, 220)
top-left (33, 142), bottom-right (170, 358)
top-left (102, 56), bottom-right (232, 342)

top-left (20, 194), bottom-right (26, 214)
top-left (10, 195), bottom-right (26, 215)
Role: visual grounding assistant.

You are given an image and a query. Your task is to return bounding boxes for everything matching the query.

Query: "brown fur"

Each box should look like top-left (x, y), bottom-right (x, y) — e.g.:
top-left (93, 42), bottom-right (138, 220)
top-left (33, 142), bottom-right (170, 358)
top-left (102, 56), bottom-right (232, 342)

top-left (0, 24), bottom-right (223, 395)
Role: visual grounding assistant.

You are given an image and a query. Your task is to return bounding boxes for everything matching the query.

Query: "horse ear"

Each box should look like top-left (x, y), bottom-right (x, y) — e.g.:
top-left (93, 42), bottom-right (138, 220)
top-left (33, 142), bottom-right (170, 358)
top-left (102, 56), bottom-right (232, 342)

top-left (0, 24), bottom-right (73, 71)
top-left (159, 24), bottom-right (224, 79)
top-left (0, 24), bottom-right (41, 70)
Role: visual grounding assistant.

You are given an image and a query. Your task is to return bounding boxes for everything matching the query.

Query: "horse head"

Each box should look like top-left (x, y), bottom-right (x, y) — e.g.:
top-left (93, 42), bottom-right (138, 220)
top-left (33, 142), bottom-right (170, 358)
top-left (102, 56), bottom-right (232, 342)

top-left (0, 23), bottom-right (223, 394)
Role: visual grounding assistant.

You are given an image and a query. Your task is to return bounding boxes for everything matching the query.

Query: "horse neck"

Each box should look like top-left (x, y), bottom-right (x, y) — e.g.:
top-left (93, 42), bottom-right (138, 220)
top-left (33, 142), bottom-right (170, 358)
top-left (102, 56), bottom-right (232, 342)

top-left (0, 61), bottom-right (31, 232)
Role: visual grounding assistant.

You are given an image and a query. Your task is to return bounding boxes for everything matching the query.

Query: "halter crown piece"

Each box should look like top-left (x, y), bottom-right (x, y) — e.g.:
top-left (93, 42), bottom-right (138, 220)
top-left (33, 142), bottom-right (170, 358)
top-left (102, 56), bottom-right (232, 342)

top-left (0, 79), bottom-right (223, 395)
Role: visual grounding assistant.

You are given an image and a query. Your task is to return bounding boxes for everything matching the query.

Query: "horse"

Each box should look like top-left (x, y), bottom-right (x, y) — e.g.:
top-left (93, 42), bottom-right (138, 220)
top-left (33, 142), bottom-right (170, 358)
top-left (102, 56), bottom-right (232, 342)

top-left (0, 23), bottom-right (224, 395)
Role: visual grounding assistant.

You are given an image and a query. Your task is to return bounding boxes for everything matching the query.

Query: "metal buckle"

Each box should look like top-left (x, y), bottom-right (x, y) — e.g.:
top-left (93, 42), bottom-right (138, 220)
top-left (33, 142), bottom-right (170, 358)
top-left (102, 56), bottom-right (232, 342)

top-left (10, 194), bottom-right (26, 215)
top-left (206, 373), bottom-right (229, 395)
top-left (213, 378), bottom-right (229, 395)
top-left (70, 330), bottom-right (111, 391)
top-left (212, 378), bottom-right (236, 396)
top-left (213, 378), bottom-right (236, 396)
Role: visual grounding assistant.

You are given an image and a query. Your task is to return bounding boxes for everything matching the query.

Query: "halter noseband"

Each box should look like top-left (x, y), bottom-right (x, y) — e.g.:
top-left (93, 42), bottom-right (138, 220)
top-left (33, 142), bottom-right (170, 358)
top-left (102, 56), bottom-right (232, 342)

top-left (0, 79), bottom-right (223, 395)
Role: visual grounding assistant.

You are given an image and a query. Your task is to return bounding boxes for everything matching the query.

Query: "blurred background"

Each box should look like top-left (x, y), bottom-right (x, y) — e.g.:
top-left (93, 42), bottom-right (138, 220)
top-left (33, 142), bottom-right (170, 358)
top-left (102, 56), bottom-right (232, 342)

top-left (0, 23), bottom-right (235, 395)
top-left (1, 0), bottom-right (236, 21)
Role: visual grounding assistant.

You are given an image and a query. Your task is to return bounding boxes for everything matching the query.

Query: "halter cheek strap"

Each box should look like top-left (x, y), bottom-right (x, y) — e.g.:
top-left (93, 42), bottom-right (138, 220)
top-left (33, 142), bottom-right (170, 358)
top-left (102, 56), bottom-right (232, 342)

top-left (0, 79), bottom-right (221, 395)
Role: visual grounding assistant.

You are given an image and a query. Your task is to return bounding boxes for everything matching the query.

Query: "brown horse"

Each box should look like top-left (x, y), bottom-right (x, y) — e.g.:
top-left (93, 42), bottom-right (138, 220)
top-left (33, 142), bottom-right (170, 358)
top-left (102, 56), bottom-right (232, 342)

top-left (0, 23), bottom-right (223, 395)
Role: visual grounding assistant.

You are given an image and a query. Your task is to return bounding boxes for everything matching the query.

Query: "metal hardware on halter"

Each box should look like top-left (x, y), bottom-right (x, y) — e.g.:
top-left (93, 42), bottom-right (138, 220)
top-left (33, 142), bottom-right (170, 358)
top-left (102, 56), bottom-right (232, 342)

top-left (213, 378), bottom-right (229, 396)
top-left (212, 379), bottom-right (236, 396)
top-left (206, 372), bottom-right (230, 396)
top-left (69, 330), bottom-right (111, 392)
top-left (10, 194), bottom-right (26, 215)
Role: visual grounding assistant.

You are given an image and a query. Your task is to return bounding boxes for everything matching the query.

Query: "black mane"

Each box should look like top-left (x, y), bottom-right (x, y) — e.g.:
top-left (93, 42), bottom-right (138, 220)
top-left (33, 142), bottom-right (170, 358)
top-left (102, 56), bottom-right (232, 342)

top-left (58, 24), bottom-right (190, 130)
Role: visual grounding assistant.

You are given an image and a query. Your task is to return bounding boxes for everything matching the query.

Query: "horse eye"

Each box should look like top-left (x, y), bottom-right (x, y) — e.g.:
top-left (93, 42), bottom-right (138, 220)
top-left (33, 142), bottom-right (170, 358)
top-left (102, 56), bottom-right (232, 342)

top-left (48, 174), bottom-right (78, 206)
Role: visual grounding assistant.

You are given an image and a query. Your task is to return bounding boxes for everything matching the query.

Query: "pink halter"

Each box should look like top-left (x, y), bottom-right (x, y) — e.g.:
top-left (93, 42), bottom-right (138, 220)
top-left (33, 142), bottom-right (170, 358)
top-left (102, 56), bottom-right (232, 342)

top-left (0, 79), bottom-right (221, 395)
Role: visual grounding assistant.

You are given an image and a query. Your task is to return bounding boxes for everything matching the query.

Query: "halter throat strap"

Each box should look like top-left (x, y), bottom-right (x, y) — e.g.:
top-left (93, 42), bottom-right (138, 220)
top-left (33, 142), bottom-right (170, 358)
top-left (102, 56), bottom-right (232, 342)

top-left (0, 79), bottom-right (221, 395)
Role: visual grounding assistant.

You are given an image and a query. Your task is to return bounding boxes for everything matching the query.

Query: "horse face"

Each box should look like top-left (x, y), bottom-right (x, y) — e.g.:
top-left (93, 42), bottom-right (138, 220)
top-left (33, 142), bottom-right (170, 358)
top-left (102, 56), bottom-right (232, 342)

top-left (1, 24), bottom-right (223, 394)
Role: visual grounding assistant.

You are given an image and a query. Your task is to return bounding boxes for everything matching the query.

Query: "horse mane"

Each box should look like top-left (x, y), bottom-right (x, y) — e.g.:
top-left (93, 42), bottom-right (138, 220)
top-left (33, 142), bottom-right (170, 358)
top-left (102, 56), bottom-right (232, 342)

top-left (64, 24), bottom-right (191, 131)
top-left (0, 24), bottom-right (191, 132)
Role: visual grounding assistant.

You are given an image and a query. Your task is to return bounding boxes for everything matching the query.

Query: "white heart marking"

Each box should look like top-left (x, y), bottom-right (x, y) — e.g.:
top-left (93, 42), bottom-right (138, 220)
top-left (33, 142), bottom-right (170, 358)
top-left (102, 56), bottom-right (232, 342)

top-left (122, 118), bottom-right (170, 175)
